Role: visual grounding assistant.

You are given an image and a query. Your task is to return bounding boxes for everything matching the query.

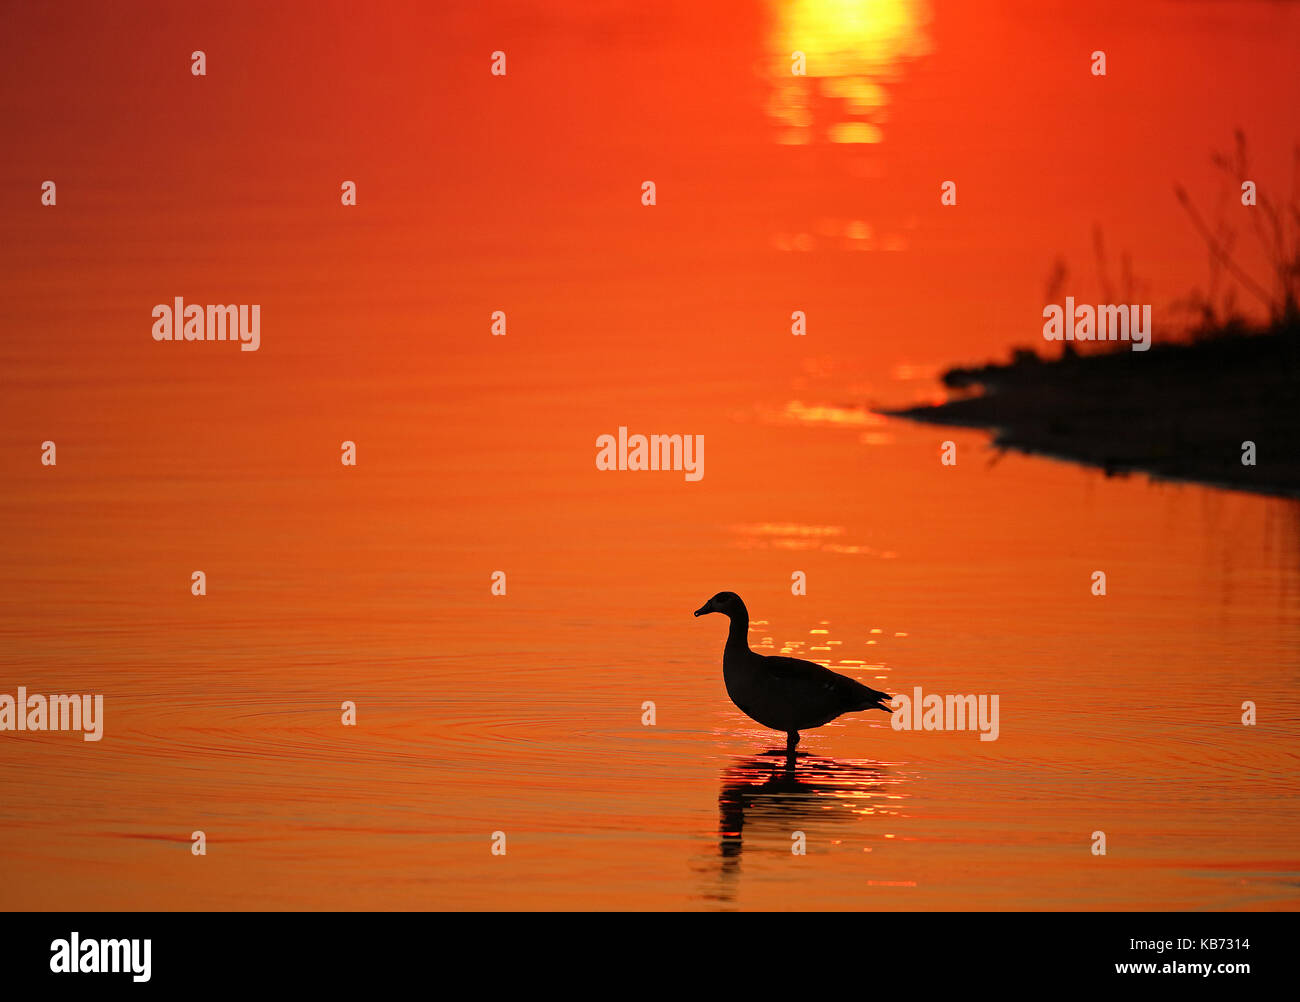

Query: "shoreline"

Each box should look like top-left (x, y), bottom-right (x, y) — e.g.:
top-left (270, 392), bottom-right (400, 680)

top-left (881, 327), bottom-right (1300, 499)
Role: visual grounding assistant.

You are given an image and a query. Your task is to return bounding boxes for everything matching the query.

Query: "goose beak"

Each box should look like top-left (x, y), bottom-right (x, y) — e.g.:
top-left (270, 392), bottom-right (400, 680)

top-left (693, 603), bottom-right (711, 617)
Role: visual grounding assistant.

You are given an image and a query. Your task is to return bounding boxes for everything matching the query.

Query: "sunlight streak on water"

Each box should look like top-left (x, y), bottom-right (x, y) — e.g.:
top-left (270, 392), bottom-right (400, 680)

top-left (765, 0), bottom-right (935, 145)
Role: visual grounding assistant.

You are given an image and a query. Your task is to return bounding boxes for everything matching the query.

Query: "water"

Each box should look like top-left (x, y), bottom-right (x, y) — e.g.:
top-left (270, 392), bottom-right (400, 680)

top-left (1, 0), bottom-right (1298, 910)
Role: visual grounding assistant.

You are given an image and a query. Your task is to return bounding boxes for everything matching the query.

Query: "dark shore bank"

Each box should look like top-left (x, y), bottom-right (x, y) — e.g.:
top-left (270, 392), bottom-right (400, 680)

top-left (884, 327), bottom-right (1300, 498)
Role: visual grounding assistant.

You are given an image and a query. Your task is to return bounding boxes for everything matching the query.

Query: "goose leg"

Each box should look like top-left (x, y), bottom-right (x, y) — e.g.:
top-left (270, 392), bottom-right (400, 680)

top-left (785, 731), bottom-right (800, 752)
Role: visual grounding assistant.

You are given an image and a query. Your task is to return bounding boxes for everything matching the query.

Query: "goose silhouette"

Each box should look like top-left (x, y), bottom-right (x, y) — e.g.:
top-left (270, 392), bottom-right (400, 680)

top-left (694, 591), bottom-right (893, 753)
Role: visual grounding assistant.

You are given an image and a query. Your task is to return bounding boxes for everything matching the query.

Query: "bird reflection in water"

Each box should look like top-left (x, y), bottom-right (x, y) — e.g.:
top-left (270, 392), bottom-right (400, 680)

top-left (705, 748), bottom-right (893, 903)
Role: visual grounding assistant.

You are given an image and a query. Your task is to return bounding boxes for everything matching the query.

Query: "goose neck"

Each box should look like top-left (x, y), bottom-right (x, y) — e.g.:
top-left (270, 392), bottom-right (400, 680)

top-left (725, 611), bottom-right (751, 652)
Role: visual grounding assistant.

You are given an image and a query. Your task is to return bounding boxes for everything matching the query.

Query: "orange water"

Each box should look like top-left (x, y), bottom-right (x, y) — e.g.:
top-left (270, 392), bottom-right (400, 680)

top-left (1, 0), bottom-right (1298, 910)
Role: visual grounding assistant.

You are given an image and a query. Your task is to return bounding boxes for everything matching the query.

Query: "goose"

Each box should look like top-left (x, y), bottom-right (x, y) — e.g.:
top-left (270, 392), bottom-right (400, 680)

top-left (694, 591), bottom-right (893, 753)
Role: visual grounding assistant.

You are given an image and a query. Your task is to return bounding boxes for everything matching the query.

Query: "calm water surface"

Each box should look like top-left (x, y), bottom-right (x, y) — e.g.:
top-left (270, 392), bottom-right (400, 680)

top-left (2, 376), bottom-right (1297, 909)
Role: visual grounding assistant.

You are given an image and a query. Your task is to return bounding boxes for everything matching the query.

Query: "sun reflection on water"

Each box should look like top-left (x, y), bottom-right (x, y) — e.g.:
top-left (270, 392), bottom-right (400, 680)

top-left (766, 0), bottom-right (934, 145)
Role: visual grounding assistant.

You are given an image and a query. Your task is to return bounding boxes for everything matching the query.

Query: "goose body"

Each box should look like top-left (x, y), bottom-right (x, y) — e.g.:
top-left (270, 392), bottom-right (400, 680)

top-left (694, 591), bottom-right (892, 751)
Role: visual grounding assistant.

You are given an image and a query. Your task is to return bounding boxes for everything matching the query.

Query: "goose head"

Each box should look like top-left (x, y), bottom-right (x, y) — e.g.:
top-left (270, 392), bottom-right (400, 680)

top-left (694, 591), bottom-right (746, 619)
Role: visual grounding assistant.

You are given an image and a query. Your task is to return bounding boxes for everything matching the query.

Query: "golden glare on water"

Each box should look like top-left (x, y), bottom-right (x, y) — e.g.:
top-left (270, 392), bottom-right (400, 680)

top-left (781, 400), bottom-right (885, 425)
top-left (767, 0), bottom-right (934, 144)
